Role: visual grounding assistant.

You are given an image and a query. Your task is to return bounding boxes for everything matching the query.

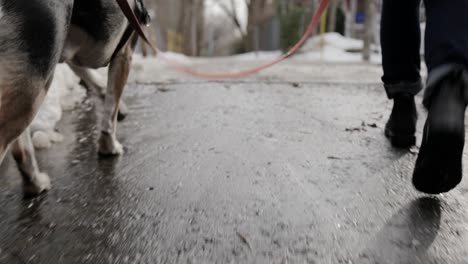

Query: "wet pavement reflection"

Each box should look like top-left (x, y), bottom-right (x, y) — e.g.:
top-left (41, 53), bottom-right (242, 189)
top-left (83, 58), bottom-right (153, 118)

top-left (1, 81), bottom-right (468, 263)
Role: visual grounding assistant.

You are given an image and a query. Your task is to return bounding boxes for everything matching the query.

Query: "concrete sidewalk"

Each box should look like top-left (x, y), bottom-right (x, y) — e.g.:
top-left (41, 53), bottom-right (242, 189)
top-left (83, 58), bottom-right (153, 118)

top-left (0, 60), bottom-right (466, 264)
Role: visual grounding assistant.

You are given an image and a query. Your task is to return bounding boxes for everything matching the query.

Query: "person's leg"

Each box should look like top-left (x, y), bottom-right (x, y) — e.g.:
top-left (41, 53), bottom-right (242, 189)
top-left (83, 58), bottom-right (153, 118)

top-left (423, 0), bottom-right (468, 74)
top-left (413, 0), bottom-right (468, 194)
top-left (381, 0), bottom-right (423, 148)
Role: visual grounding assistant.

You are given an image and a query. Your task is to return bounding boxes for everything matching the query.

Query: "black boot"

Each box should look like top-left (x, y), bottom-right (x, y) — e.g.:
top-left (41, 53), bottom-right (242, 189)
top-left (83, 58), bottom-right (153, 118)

top-left (413, 67), bottom-right (468, 194)
top-left (385, 94), bottom-right (417, 148)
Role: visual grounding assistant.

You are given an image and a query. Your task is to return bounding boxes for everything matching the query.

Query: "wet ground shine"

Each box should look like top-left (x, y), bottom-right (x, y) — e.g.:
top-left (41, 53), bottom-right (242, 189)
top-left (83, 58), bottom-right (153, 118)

top-left (1, 61), bottom-right (468, 263)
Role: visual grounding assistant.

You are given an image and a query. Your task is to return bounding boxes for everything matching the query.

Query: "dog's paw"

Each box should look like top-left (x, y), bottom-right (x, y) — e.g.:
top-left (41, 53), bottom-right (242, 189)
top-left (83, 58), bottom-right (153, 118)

top-left (23, 173), bottom-right (51, 196)
top-left (98, 133), bottom-right (124, 156)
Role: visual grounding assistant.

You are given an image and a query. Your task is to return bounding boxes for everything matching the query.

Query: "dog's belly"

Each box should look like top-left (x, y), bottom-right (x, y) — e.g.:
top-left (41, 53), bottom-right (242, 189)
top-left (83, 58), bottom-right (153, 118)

top-left (62, 0), bottom-right (128, 69)
top-left (62, 23), bottom-right (127, 68)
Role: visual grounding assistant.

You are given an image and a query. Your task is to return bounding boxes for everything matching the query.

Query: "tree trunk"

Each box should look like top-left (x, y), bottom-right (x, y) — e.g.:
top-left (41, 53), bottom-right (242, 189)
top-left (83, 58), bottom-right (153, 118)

top-left (362, 0), bottom-right (375, 61)
top-left (344, 0), bottom-right (357, 37)
top-left (177, 0), bottom-right (204, 56)
top-left (245, 0), bottom-right (260, 51)
top-left (327, 0), bottom-right (340, 33)
top-left (245, 0), bottom-right (273, 52)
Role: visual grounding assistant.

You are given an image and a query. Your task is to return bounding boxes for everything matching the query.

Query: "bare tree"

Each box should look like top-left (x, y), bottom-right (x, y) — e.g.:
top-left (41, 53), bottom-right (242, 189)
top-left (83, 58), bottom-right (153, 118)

top-left (327, 0), bottom-right (341, 32)
top-left (215, 0), bottom-right (247, 37)
top-left (245, 0), bottom-right (275, 51)
top-left (177, 0), bottom-right (205, 56)
top-left (344, 0), bottom-right (356, 37)
top-left (362, 0), bottom-right (376, 61)
top-left (212, 0), bottom-right (274, 52)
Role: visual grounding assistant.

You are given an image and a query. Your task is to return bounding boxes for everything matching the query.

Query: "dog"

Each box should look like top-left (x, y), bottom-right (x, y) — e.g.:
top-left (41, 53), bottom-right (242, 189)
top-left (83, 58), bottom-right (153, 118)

top-left (0, 0), bottom-right (147, 195)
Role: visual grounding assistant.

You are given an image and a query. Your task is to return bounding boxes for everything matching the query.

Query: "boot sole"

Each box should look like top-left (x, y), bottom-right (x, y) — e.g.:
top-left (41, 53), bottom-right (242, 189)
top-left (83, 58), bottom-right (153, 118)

top-left (413, 129), bottom-right (463, 194)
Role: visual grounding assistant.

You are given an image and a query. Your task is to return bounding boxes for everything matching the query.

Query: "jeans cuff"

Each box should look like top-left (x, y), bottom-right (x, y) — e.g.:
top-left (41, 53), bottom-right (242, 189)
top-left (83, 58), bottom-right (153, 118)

top-left (384, 79), bottom-right (423, 99)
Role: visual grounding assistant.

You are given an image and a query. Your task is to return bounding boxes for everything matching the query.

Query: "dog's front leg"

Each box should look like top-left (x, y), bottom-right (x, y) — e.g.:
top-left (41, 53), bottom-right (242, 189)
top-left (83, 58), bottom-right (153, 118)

top-left (98, 44), bottom-right (132, 156)
top-left (68, 64), bottom-right (107, 96)
top-left (11, 128), bottom-right (51, 196)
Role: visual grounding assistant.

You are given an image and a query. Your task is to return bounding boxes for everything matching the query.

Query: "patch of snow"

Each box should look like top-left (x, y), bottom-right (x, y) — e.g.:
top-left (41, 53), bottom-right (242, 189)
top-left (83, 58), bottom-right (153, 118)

top-left (32, 131), bottom-right (52, 149)
top-left (189, 33), bottom-right (382, 64)
top-left (49, 131), bottom-right (65, 143)
top-left (299, 45), bottom-right (382, 64)
top-left (302, 32), bottom-right (365, 52)
top-left (229, 51), bottom-right (283, 61)
top-left (31, 64), bottom-right (87, 149)
top-left (159, 51), bottom-right (192, 64)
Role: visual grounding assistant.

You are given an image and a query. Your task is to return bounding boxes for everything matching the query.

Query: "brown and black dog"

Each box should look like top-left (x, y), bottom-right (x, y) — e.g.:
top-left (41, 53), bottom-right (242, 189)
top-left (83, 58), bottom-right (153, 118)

top-left (0, 0), bottom-right (148, 195)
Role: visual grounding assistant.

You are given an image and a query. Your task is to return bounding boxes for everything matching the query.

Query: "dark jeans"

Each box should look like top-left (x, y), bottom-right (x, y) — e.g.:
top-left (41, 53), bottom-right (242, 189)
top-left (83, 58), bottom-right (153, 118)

top-left (381, 0), bottom-right (468, 99)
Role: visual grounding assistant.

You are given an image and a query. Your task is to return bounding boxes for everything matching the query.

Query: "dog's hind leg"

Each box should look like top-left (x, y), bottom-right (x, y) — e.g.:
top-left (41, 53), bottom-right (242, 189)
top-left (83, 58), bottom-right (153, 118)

top-left (0, 79), bottom-right (49, 164)
top-left (11, 128), bottom-right (51, 196)
top-left (98, 44), bottom-right (132, 156)
top-left (0, 79), bottom-right (51, 196)
top-left (69, 64), bottom-right (129, 121)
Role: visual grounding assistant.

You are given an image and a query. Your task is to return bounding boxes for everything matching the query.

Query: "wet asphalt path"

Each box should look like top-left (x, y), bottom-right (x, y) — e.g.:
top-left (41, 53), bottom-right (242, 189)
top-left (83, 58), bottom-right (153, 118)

top-left (1, 61), bottom-right (468, 263)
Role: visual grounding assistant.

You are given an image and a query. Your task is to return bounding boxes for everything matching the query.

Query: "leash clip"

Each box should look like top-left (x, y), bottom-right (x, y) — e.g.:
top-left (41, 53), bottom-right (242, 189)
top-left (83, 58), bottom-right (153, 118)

top-left (136, 0), bottom-right (151, 26)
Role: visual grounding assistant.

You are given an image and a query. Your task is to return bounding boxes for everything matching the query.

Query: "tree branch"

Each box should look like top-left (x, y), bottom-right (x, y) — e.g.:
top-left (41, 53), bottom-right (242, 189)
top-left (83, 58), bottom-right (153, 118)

top-left (214, 0), bottom-right (246, 36)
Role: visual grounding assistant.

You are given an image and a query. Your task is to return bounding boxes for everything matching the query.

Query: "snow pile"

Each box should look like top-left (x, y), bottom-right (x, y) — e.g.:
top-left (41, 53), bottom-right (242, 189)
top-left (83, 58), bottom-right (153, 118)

top-left (159, 51), bottom-right (192, 64)
top-left (301, 32), bottom-right (365, 52)
top-left (30, 64), bottom-right (87, 149)
top-left (150, 33), bottom-right (382, 64)
top-left (299, 45), bottom-right (381, 63)
top-left (299, 33), bottom-right (381, 63)
top-left (197, 33), bottom-right (381, 63)
top-left (229, 51), bottom-right (283, 61)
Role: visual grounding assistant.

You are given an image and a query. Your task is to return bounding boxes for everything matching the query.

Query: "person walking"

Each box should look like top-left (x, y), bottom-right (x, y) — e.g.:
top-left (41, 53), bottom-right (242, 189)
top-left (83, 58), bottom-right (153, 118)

top-left (381, 0), bottom-right (468, 194)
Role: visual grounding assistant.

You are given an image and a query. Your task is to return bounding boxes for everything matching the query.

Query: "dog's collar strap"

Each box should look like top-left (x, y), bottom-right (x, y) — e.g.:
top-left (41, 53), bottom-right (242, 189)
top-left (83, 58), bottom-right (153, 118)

top-left (113, 0), bottom-right (155, 59)
top-left (136, 0), bottom-right (151, 26)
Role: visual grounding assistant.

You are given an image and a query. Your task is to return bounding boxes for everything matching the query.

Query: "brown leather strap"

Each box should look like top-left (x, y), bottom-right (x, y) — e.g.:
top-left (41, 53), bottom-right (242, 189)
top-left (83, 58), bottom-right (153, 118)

top-left (116, 0), bottom-right (157, 54)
